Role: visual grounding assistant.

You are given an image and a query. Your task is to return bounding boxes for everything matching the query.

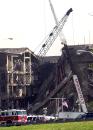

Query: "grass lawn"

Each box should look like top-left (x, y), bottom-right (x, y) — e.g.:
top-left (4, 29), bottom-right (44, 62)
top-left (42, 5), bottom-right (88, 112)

top-left (0, 121), bottom-right (93, 130)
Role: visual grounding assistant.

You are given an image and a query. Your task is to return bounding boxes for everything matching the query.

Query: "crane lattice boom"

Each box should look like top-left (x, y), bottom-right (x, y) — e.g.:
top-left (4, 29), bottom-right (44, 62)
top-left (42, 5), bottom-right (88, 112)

top-left (38, 8), bottom-right (73, 57)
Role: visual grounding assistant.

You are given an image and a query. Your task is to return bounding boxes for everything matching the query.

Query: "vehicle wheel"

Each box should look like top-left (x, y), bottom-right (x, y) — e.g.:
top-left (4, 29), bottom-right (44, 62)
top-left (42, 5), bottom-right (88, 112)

top-left (6, 120), bottom-right (12, 126)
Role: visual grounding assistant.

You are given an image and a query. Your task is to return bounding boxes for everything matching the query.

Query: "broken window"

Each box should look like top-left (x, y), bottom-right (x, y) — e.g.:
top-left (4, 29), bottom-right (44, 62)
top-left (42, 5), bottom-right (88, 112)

top-left (25, 74), bottom-right (31, 84)
top-left (25, 52), bottom-right (30, 57)
top-left (13, 58), bottom-right (23, 71)
top-left (8, 74), bottom-right (12, 84)
top-left (8, 56), bottom-right (12, 71)
top-left (9, 86), bottom-right (12, 95)
top-left (13, 74), bottom-right (24, 84)
top-left (25, 59), bottom-right (31, 72)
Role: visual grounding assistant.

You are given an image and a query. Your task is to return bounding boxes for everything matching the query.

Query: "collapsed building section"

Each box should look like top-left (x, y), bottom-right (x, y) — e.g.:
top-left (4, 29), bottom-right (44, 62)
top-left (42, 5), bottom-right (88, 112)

top-left (0, 45), bottom-right (93, 113)
top-left (28, 44), bottom-right (93, 114)
top-left (0, 48), bottom-right (38, 109)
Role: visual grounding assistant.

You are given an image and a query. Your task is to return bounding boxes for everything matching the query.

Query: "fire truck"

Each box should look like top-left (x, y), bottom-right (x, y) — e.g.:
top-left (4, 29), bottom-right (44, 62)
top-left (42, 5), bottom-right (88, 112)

top-left (0, 109), bottom-right (27, 125)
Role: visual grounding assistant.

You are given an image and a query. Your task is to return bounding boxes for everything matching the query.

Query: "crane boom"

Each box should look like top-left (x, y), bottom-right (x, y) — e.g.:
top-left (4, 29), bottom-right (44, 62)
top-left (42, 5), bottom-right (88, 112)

top-left (37, 8), bottom-right (73, 57)
top-left (49, 0), bottom-right (58, 25)
top-left (49, 0), bottom-right (66, 44)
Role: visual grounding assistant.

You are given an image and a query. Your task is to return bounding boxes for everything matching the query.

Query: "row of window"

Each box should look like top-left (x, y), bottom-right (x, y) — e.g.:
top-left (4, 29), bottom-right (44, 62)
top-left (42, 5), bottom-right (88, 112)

top-left (0, 110), bottom-right (27, 116)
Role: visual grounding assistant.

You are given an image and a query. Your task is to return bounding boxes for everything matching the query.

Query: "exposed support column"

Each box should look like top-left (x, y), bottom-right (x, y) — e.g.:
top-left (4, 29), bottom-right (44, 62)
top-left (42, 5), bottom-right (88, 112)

top-left (11, 56), bottom-right (14, 96)
top-left (6, 55), bottom-right (9, 96)
top-left (29, 53), bottom-right (32, 84)
top-left (6, 55), bottom-right (10, 109)
top-left (23, 53), bottom-right (26, 95)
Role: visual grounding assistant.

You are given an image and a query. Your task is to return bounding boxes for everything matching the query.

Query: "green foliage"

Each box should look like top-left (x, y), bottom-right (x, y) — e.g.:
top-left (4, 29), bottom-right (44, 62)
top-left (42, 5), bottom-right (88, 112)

top-left (0, 121), bottom-right (93, 130)
top-left (88, 63), bottom-right (93, 69)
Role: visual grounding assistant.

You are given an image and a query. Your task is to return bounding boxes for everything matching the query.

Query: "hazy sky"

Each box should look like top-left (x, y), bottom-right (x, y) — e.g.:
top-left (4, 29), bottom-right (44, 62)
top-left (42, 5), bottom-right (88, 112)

top-left (0, 0), bottom-right (93, 55)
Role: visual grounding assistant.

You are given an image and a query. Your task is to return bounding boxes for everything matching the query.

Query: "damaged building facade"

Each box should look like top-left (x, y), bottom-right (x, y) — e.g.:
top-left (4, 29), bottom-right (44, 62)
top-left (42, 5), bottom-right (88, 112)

top-left (28, 44), bottom-right (93, 114)
top-left (1, 45), bottom-right (93, 113)
top-left (0, 48), bottom-right (38, 109)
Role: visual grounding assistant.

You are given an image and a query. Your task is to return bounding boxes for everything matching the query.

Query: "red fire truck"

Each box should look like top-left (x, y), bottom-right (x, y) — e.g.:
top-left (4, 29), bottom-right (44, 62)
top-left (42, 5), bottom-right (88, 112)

top-left (0, 109), bottom-right (27, 125)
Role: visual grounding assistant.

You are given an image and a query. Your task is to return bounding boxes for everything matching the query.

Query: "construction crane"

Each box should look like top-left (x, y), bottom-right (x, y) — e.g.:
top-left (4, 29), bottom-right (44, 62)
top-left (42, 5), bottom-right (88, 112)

top-left (49, 0), bottom-right (87, 113)
top-left (49, 0), bottom-right (67, 45)
top-left (37, 8), bottom-right (73, 57)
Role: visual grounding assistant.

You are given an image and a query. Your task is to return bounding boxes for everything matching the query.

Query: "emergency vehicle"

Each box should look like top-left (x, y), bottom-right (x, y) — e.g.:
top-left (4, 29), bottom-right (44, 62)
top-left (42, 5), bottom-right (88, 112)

top-left (0, 109), bottom-right (27, 125)
top-left (27, 114), bottom-right (55, 123)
